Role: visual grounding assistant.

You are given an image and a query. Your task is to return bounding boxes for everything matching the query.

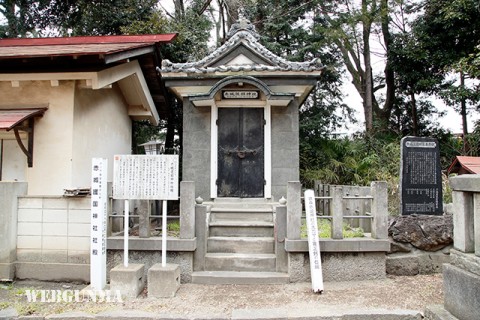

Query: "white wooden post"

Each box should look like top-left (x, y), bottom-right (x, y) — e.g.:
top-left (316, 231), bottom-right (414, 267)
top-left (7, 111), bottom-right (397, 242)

top-left (124, 199), bottom-right (129, 267)
top-left (162, 200), bottom-right (168, 267)
top-left (90, 158), bottom-right (108, 290)
top-left (304, 189), bottom-right (324, 293)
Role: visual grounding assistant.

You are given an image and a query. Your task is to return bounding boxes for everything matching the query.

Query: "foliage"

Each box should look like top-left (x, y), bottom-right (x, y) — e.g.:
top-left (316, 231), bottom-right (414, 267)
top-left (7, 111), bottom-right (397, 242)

top-left (301, 218), bottom-right (364, 239)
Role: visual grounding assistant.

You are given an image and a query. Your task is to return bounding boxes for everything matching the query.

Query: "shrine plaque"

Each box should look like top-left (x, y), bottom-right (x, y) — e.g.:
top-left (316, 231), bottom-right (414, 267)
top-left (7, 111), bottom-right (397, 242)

top-left (400, 137), bottom-right (443, 215)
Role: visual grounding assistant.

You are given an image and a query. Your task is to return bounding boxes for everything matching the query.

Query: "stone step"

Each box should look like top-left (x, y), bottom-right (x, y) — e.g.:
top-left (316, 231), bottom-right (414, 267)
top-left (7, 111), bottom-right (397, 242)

top-left (210, 210), bottom-right (273, 222)
top-left (209, 221), bottom-right (274, 237)
top-left (191, 271), bottom-right (289, 284)
top-left (205, 253), bottom-right (276, 272)
top-left (207, 236), bottom-right (275, 254)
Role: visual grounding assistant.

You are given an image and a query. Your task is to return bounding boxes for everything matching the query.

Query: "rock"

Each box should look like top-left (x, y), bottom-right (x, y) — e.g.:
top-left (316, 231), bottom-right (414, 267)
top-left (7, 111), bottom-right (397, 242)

top-left (388, 214), bottom-right (453, 251)
top-left (389, 238), bottom-right (413, 253)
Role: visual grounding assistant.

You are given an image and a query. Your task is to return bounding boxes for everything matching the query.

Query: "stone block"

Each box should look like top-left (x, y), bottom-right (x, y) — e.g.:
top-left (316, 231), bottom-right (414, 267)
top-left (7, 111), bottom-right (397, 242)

top-left (147, 263), bottom-right (180, 298)
top-left (43, 223), bottom-right (68, 236)
top-left (68, 236), bottom-right (90, 251)
top-left (424, 305), bottom-right (459, 320)
top-left (18, 197), bottom-right (42, 209)
top-left (42, 197), bottom-right (68, 209)
top-left (386, 255), bottom-right (419, 276)
top-left (17, 222), bottom-right (42, 236)
top-left (67, 223), bottom-right (90, 237)
top-left (443, 263), bottom-right (480, 320)
top-left (418, 252), bottom-right (451, 274)
top-left (17, 236), bottom-right (42, 249)
top-left (0, 262), bottom-right (14, 281)
top-left (449, 249), bottom-right (480, 276)
top-left (109, 263), bottom-right (145, 299)
top-left (43, 209), bottom-right (68, 223)
top-left (17, 208), bottom-right (42, 222)
top-left (68, 210), bottom-right (91, 223)
top-left (42, 236), bottom-right (68, 250)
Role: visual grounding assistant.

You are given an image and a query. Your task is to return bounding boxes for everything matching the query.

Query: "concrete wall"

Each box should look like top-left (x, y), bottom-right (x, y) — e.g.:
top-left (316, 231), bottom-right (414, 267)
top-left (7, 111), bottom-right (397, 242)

top-left (15, 196), bottom-right (91, 282)
top-left (271, 101), bottom-right (299, 200)
top-left (0, 182), bottom-right (27, 280)
top-left (182, 100), bottom-right (211, 200)
top-left (288, 252), bottom-right (386, 282)
top-left (73, 84), bottom-right (132, 187)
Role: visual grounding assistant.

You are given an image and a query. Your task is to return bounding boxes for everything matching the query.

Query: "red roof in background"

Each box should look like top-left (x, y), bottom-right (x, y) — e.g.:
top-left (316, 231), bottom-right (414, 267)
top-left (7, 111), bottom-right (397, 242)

top-left (0, 34), bottom-right (177, 47)
top-left (447, 156), bottom-right (480, 175)
top-left (0, 34), bottom-right (177, 59)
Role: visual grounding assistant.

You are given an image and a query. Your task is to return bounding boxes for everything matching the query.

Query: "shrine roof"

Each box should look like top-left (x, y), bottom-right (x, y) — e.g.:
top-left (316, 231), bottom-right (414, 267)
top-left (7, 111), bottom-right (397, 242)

top-left (160, 16), bottom-right (324, 75)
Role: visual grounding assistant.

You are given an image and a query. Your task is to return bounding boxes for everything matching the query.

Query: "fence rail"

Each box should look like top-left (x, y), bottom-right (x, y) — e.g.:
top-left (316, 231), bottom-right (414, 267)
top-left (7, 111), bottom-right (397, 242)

top-left (287, 181), bottom-right (388, 240)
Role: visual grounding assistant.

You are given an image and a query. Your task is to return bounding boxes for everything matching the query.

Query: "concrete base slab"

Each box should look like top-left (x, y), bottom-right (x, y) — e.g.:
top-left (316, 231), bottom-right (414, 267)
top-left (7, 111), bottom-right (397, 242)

top-left (0, 263), bottom-right (14, 281)
top-left (232, 306), bottom-right (422, 320)
top-left (15, 262), bottom-right (89, 282)
top-left (424, 305), bottom-right (459, 320)
top-left (443, 264), bottom-right (480, 320)
top-left (147, 263), bottom-right (180, 298)
top-left (0, 307), bottom-right (18, 320)
top-left (192, 271), bottom-right (289, 284)
top-left (109, 263), bottom-right (145, 299)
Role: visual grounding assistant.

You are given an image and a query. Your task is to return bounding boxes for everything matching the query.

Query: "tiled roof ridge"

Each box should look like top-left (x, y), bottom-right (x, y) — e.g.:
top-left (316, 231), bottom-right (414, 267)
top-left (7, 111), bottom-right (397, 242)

top-left (160, 28), bottom-right (323, 74)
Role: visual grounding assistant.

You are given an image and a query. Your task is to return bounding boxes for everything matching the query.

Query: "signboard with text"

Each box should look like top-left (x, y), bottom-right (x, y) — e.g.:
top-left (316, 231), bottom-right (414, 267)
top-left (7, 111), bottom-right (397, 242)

top-left (400, 137), bottom-right (443, 215)
top-left (113, 155), bottom-right (179, 200)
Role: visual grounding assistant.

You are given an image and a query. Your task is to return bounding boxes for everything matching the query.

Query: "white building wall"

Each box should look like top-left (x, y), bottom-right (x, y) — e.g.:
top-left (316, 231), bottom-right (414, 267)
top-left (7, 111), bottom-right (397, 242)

top-left (0, 80), bottom-right (75, 195)
top-left (72, 84), bottom-right (132, 188)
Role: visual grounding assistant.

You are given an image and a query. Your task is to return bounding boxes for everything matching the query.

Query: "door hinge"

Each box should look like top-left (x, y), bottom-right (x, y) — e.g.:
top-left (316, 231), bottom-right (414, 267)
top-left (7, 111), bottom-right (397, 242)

top-left (263, 119), bottom-right (266, 125)
top-left (216, 179), bottom-right (219, 186)
top-left (264, 179), bottom-right (267, 185)
top-left (216, 119), bottom-right (219, 126)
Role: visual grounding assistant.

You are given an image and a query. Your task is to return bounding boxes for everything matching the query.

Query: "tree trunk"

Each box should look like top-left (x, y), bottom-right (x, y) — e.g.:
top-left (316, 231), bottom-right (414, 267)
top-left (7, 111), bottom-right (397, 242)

top-left (460, 72), bottom-right (469, 154)
top-left (362, 0), bottom-right (374, 133)
top-left (410, 91), bottom-right (418, 136)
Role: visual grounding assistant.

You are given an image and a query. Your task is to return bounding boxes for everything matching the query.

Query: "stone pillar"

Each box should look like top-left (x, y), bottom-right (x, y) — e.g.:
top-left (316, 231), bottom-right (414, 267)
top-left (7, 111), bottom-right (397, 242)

top-left (330, 186), bottom-right (343, 239)
top-left (0, 182), bottom-right (28, 280)
top-left (138, 201), bottom-right (151, 238)
top-left (371, 181), bottom-right (388, 239)
top-left (451, 191), bottom-right (475, 253)
top-left (180, 181), bottom-right (195, 239)
top-left (287, 181), bottom-right (301, 240)
top-left (193, 204), bottom-right (207, 271)
top-left (425, 175), bottom-right (480, 320)
top-left (275, 205), bottom-right (288, 272)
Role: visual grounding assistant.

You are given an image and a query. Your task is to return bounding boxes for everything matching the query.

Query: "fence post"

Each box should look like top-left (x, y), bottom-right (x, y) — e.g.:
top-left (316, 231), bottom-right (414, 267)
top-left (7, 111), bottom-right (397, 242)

top-left (139, 201), bottom-right (151, 238)
top-left (287, 181), bottom-right (302, 240)
top-left (193, 204), bottom-right (208, 271)
top-left (330, 186), bottom-right (343, 239)
top-left (275, 205), bottom-right (288, 272)
top-left (180, 181), bottom-right (195, 239)
top-left (371, 181), bottom-right (388, 239)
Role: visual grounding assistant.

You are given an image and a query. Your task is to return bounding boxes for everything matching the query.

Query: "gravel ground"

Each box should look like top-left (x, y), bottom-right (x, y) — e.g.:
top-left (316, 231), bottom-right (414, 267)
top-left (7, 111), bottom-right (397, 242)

top-left (0, 274), bottom-right (443, 318)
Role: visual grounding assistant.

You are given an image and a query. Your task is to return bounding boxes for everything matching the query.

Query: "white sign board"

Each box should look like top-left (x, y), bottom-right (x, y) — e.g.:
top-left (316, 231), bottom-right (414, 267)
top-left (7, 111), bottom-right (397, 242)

top-left (113, 155), bottom-right (179, 200)
top-left (90, 158), bottom-right (108, 290)
top-left (304, 189), bottom-right (324, 293)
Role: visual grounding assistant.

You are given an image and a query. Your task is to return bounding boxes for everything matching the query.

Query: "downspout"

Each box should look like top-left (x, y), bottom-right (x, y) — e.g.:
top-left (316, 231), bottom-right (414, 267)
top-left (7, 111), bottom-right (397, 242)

top-left (0, 139), bottom-right (3, 180)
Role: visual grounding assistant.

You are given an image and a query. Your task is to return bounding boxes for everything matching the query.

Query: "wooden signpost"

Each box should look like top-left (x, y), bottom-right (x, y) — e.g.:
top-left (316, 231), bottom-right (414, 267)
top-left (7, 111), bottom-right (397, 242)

top-left (304, 189), bottom-right (324, 293)
top-left (90, 158), bottom-right (108, 290)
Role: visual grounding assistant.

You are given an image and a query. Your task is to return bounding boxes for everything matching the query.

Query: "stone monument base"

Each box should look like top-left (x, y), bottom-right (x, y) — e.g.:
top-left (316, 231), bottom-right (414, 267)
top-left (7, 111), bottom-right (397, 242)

top-left (148, 263), bottom-right (180, 298)
top-left (109, 263), bottom-right (145, 299)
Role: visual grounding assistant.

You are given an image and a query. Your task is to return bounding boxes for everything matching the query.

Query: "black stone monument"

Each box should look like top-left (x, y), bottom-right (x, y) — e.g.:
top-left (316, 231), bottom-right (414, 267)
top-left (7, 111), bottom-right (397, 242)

top-left (400, 136), bottom-right (443, 215)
